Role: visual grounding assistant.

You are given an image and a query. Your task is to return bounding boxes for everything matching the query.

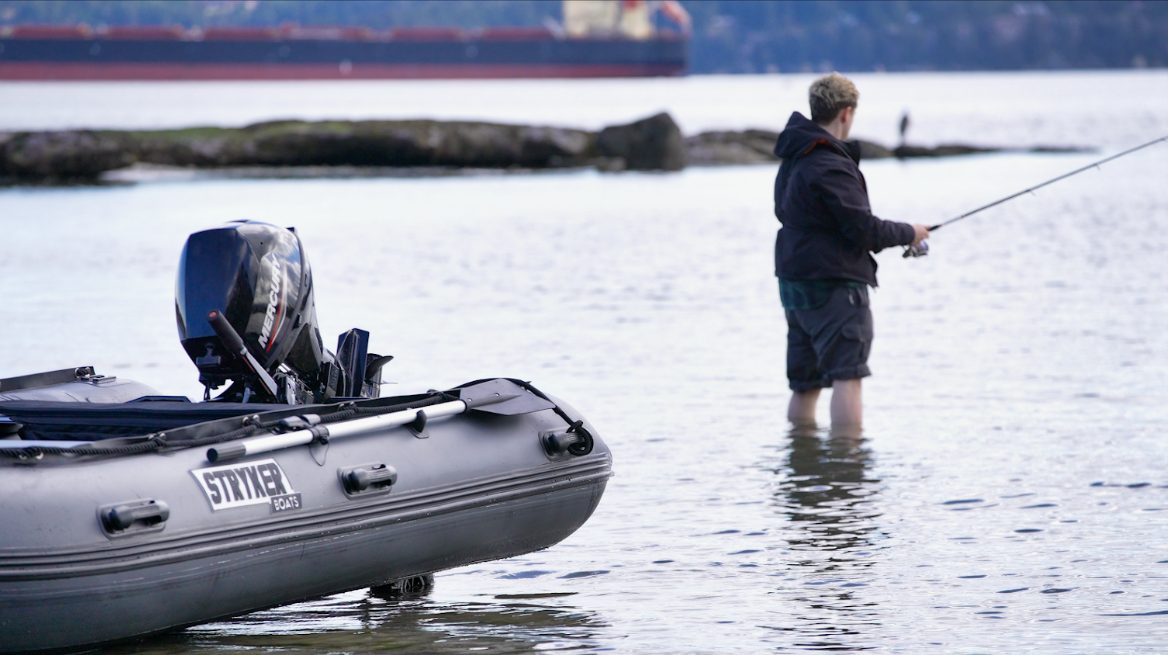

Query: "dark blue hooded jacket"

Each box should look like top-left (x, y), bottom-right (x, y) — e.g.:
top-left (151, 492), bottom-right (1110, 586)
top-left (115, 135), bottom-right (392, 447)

top-left (773, 112), bottom-right (915, 286)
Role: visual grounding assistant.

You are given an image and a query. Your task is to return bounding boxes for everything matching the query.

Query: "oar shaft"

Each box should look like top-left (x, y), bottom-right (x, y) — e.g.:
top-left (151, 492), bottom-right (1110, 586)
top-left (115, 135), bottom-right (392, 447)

top-left (207, 399), bottom-right (468, 462)
top-left (326, 400), bottom-right (466, 439)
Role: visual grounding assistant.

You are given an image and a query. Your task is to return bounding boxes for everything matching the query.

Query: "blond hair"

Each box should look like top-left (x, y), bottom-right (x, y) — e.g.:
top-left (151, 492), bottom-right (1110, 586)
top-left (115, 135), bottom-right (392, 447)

top-left (809, 73), bottom-right (859, 124)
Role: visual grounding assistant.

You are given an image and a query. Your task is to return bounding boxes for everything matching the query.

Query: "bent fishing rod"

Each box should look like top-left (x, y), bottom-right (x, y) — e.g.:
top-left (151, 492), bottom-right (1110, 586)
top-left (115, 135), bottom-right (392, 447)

top-left (905, 134), bottom-right (1168, 257)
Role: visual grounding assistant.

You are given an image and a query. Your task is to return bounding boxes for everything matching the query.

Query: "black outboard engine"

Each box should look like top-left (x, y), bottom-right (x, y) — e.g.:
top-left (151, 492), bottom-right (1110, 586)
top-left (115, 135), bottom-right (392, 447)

top-left (176, 221), bottom-right (385, 403)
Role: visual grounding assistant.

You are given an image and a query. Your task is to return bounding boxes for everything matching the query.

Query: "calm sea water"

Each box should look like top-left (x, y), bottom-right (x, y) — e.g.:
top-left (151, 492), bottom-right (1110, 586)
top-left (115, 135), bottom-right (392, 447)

top-left (2, 71), bottom-right (1167, 654)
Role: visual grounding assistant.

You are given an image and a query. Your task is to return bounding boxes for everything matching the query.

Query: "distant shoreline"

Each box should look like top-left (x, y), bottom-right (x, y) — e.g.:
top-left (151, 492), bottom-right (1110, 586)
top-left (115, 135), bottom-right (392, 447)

top-left (0, 112), bottom-right (1092, 186)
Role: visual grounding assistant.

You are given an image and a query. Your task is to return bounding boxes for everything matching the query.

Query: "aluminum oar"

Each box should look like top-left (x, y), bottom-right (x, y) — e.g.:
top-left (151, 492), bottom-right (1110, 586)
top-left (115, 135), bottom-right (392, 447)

top-left (206, 378), bottom-right (552, 463)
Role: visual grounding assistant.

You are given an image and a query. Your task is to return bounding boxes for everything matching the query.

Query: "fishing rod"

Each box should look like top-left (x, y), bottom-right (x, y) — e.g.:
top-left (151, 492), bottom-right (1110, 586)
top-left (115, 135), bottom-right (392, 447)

top-left (904, 134), bottom-right (1168, 257)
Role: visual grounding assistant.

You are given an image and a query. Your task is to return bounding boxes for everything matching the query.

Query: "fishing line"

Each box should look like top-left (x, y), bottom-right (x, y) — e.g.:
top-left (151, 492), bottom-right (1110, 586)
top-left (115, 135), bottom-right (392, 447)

top-left (904, 134), bottom-right (1168, 257)
top-left (929, 135), bottom-right (1168, 232)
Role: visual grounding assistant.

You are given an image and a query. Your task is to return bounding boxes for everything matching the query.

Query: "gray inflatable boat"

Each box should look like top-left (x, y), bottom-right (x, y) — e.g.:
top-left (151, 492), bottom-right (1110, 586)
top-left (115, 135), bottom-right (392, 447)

top-left (0, 222), bottom-right (612, 652)
top-left (0, 367), bottom-right (609, 653)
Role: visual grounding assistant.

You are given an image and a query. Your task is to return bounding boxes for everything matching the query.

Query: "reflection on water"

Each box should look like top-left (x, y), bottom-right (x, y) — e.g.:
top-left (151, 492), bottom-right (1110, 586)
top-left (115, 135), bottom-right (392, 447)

top-left (102, 589), bottom-right (606, 655)
top-left (779, 426), bottom-right (881, 553)
top-left (764, 426), bottom-right (885, 652)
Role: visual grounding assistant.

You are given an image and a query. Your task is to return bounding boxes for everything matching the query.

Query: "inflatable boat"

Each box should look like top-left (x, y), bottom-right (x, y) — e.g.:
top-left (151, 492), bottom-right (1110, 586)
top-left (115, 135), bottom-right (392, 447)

top-left (0, 222), bottom-right (611, 653)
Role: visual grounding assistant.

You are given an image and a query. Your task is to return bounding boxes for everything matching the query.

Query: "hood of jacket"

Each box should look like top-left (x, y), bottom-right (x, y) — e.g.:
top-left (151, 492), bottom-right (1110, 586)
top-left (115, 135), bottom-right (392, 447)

top-left (773, 112), bottom-right (861, 163)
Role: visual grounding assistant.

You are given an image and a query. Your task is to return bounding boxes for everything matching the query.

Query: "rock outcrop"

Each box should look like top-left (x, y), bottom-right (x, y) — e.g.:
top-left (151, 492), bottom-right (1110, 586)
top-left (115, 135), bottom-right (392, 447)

top-left (892, 143), bottom-right (997, 158)
top-left (0, 130), bottom-right (135, 182)
top-left (685, 129), bottom-right (778, 166)
top-left (129, 120), bottom-right (597, 169)
top-left (0, 113), bottom-right (1093, 185)
top-left (595, 112), bottom-right (686, 171)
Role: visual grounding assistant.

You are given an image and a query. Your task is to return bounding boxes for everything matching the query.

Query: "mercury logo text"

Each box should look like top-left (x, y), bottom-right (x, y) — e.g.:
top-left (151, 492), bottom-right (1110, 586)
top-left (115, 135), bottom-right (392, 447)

top-left (260, 252), bottom-right (283, 350)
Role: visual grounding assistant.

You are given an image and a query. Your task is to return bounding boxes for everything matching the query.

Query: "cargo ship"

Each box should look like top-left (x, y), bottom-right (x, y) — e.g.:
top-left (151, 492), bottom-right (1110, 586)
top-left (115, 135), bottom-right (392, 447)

top-left (0, 0), bottom-right (689, 80)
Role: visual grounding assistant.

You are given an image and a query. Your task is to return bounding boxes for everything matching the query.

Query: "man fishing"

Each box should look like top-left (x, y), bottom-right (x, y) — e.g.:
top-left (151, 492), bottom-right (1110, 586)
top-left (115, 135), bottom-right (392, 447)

top-left (773, 72), bottom-right (929, 431)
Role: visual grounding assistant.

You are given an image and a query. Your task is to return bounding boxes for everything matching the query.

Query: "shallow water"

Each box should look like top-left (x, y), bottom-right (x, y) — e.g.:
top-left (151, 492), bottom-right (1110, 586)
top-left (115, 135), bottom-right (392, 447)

top-left (2, 72), bottom-right (1168, 653)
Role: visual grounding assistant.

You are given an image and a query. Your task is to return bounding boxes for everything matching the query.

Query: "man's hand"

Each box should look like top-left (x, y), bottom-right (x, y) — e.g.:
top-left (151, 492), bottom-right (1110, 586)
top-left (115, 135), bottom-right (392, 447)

top-left (911, 224), bottom-right (930, 245)
top-left (903, 224), bottom-right (931, 258)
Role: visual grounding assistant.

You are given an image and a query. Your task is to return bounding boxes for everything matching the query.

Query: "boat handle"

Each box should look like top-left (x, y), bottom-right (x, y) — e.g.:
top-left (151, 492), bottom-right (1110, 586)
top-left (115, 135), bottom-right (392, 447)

top-left (341, 463), bottom-right (397, 495)
top-left (100, 499), bottom-right (169, 535)
top-left (541, 429), bottom-right (583, 457)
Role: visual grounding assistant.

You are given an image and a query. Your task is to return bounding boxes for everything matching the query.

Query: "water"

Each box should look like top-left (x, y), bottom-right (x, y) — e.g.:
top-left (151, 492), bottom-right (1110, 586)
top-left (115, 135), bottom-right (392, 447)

top-left (3, 70), bottom-right (1166, 145)
top-left (2, 71), bottom-right (1168, 653)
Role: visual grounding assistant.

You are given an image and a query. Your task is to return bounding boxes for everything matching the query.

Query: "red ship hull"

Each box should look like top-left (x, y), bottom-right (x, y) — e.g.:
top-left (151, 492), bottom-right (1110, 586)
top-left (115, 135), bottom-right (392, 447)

top-left (0, 61), bottom-right (684, 81)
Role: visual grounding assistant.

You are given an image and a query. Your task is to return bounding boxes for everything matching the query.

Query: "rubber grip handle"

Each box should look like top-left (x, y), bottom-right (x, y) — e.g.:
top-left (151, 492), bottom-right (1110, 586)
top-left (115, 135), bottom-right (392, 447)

top-left (206, 443), bottom-right (246, 463)
top-left (543, 431), bottom-right (583, 455)
top-left (208, 310), bottom-right (246, 354)
top-left (344, 464), bottom-right (398, 493)
top-left (104, 500), bottom-right (169, 531)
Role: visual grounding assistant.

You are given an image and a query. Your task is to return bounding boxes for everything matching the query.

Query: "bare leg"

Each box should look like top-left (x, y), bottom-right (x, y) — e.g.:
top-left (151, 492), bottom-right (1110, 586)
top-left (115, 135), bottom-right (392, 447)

top-left (830, 378), bottom-right (862, 432)
top-left (788, 389), bottom-right (821, 426)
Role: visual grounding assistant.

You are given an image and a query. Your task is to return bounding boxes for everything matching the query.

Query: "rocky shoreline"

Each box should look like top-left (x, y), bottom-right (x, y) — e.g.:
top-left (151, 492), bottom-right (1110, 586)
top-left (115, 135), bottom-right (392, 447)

top-left (0, 112), bottom-right (1089, 185)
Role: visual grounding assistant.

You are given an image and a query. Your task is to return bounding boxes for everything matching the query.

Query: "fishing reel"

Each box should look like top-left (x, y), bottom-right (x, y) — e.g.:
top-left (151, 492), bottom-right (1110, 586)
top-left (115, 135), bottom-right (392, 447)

top-left (903, 240), bottom-right (929, 258)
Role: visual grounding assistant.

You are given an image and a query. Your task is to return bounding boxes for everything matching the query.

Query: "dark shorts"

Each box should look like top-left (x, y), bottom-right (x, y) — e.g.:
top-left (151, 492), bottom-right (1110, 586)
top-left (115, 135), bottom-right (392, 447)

top-left (782, 283), bottom-right (874, 391)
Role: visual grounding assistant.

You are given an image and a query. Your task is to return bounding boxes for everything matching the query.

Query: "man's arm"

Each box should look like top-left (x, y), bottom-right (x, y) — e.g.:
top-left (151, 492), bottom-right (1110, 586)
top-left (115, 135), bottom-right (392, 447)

top-left (813, 166), bottom-right (920, 252)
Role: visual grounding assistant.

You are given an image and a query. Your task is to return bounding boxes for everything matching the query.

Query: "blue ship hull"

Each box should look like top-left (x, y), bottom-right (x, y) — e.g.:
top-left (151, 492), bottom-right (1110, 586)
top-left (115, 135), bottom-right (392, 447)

top-left (0, 27), bottom-right (688, 79)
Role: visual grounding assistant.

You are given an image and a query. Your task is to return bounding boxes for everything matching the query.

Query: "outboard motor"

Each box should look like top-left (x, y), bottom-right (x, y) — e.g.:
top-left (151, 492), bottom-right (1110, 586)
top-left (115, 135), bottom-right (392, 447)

top-left (176, 221), bottom-right (386, 403)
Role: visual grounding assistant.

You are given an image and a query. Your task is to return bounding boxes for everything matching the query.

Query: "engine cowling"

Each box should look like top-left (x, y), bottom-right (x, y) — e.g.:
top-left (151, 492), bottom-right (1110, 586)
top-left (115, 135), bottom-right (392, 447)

top-left (175, 220), bottom-right (336, 400)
